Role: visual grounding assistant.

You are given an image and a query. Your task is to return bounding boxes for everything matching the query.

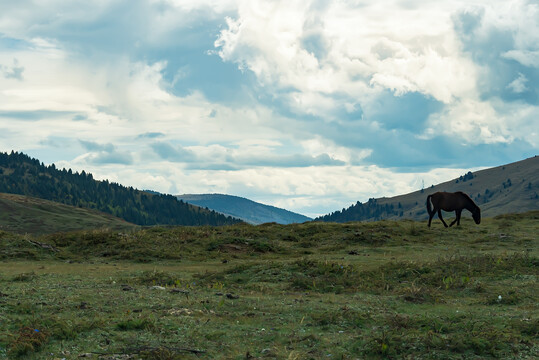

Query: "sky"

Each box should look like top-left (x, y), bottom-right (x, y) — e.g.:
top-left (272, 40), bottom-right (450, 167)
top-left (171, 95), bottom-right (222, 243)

top-left (0, 0), bottom-right (537, 218)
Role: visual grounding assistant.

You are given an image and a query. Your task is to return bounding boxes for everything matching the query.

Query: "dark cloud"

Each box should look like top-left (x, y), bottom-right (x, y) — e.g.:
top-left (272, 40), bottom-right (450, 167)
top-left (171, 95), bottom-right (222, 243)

top-left (365, 91), bottom-right (443, 132)
top-left (184, 163), bottom-right (239, 171)
top-left (136, 132), bottom-right (165, 139)
top-left (240, 153), bottom-right (345, 168)
top-left (87, 151), bottom-right (134, 165)
top-left (79, 140), bottom-right (114, 152)
top-left (150, 142), bottom-right (196, 162)
top-left (72, 114), bottom-right (87, 121)
top-left (0, 110), bottom-right (75, 121)
top-left (78, 140), bottom-right (133, 165)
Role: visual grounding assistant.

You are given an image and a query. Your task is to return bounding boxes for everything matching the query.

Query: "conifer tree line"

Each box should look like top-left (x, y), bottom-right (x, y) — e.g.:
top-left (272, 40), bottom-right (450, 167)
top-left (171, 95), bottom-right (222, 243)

top-left (315, 198), bottom-right (403, 222)
top-left (0, 151), bottom-right (240, 226)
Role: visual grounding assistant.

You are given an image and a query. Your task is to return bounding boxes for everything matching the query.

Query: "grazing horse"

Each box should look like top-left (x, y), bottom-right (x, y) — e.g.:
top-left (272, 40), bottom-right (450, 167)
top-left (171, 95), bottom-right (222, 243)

top-left (426, 191), bottom-right (481, 228)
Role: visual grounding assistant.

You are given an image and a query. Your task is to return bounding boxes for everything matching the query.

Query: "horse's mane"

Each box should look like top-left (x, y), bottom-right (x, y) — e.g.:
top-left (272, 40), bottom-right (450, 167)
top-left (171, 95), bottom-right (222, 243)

top-left (456, 191), bottom-right (479, 209)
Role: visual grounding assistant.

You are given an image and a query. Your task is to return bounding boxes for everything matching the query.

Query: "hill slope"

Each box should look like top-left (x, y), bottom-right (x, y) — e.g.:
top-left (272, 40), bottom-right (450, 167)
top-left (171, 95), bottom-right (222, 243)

top-left (317, 156), bottom-right (539, 222)
top-left (176, 194), bottom-right (312, 224)
top-left (0, 192), bottom-right (136, 234)
top-left (0, 151), bottom-right (240, 226)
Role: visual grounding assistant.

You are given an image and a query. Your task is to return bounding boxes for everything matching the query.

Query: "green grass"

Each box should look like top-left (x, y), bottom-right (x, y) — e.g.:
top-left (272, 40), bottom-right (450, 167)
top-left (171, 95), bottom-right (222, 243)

top-left (0, 211), bottom-right (537, 359)
top-left (0, 192), bottom-right (137, 235)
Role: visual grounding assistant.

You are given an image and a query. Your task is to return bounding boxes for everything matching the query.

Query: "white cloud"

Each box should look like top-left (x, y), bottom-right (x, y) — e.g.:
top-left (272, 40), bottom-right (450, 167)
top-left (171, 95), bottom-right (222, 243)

top-left (506, 73), bottom-right (528, 93)
top-left (423, 98), bottom-right (512, 145)
top-left (502, 50), bottom-right (539, 68)
top-left (215, 0), bottom-right (538, 147)
top-left (215, 0), bottom-right (478, 108)
top-left (1, 0), bottom-right (537, 218)
top-left (300, 137), bottom-right (371, 164)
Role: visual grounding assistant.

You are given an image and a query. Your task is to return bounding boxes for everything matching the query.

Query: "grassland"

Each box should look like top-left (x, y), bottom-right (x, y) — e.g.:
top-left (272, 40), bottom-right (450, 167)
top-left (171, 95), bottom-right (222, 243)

top-left (0, 212), bottom-right (537, 359)
top-left (0, 193), bottom-right (137, 235)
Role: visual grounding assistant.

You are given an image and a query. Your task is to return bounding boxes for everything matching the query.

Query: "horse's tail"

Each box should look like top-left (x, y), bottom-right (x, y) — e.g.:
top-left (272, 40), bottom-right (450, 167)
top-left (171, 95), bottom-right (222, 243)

top-left (426, 194), bottom-right (433, 216)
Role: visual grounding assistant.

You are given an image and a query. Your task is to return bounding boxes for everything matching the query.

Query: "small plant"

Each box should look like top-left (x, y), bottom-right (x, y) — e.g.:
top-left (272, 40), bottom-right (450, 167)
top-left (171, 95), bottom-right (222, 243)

top-left (409, 222), bottom-right (420, 236)
top-left (442, 276), bottom-right (454, 290)
top-left (8, 327), bottom-right (48, 358)
top-left (116, 317), bottom-right (155, 331)
top-left (11, 272), bottom-right (36, 282)
top-left (129, 270), bottom-right (181, 286)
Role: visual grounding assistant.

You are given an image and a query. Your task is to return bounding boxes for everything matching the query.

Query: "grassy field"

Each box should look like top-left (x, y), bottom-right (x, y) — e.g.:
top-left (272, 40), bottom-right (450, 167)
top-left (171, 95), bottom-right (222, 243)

top-left (0, 193), bottom-right (137, 235)
top-left (0, 212), bottom-right (537, 359)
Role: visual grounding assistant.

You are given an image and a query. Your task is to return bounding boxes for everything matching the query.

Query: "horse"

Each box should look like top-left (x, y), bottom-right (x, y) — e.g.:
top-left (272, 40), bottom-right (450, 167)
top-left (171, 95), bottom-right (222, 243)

top-left (426, 191), bottom-right (481, 228)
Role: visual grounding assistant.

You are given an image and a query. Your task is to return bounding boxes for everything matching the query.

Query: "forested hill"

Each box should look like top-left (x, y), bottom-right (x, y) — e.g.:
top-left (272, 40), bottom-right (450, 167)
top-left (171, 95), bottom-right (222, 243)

top-left (316, 156), bottom-right (539, 223)
top-left (176, 194), bottom-right (312, 224)
top-left (0, 151), bottom-right (240, 226)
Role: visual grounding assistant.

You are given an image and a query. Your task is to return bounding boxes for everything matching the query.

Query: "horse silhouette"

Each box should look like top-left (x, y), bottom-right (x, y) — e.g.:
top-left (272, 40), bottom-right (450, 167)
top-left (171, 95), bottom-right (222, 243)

top-left (426, 191), bottom-right (481, 227)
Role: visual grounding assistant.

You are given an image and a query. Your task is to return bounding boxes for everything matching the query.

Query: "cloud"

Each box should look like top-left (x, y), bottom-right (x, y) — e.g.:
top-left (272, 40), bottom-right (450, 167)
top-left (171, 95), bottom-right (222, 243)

top-left (0, 0), bottom-right (537, 217)
top-left (84, 151), bottom-right (134, 165)
top-left (151, 140), bottom-right (345, 169)
top-left (78, 140), bottom-right (133, 165)
top-left (150, 142), bottom-right (196, 162)
top-left (502, 50), bottom-right (539, 68)
top-left (137, 132), bottom-right (165, 139)
top-left (506, 73), bottom-right (528, 93)
top-left (214, 0), bottom-right (538, 148)
top-left (0, 110), bottom-right (76, 121)
top-left (215, 1), bottom-right (476, 107)
top-left (1, 58), bottom-right (24, 80)
top-left (236, 153), bottom-right (345, 168)
top-left (79, 140), bottom-right (114, 153)
top-left (423, 99), bottom-right (512, 145)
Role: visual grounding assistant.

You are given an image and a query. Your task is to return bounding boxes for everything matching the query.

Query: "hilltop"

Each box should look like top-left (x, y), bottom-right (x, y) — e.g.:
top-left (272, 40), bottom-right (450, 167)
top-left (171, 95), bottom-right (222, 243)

top-left (176, 193), bottom-right (312, 224)
top-left (0, 151), bottom-right (240, 226)
top-left (317, 156), bottom-right (539, 222)
top-left (0, 192), bottom-right (136, 234)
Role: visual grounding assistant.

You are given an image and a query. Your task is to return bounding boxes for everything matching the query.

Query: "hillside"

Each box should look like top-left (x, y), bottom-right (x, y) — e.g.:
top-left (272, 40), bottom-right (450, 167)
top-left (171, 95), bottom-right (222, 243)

top-left (0, 192), bottom-right (136, 234)
top-left (0, 151), bottom-right (240, 226)
top-left (317, 156), bottom-right (539, 222)
top-left (176, 193), bottom-right (312, 224)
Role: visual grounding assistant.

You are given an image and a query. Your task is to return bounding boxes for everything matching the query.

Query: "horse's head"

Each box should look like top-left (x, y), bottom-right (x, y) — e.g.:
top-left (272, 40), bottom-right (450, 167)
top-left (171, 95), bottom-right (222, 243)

top-left (472, 207), bottom-right (481, 224)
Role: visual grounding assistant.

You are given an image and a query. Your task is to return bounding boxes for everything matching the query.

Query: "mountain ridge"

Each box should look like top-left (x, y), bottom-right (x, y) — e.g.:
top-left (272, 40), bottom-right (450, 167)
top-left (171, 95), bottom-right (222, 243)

top-left (317, 156), bottom-right (539, 223)
top-left (0, 151), bottom-right (240, 226)
top-left (176, 193), bottom-right (312, 225)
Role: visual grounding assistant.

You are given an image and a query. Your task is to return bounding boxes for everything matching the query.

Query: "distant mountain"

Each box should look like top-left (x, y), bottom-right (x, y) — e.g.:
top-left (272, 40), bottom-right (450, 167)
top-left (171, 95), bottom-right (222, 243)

top-left (317, 156), bottom-right (539, 222)
top-left (176, 194), bottom-right (312, 224)
top-left (0, 151), bottom-right (240, 226)
top-left (0, 192), bottom-right (137, 234)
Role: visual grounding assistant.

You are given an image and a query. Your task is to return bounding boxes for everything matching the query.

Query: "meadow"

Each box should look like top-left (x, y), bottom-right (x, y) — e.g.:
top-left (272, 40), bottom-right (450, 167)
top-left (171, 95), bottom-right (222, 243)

top-left (0, 212), bottom-right (538, 359)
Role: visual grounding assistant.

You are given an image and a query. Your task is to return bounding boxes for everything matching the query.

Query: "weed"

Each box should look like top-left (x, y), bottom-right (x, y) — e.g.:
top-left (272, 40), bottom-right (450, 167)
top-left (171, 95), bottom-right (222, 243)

top-left (310, 308), bottom-right (370, 328)
top-left (127, 270), bottom-right (182, 287)
top-left (290, 259), bottom-right (360, 293)
top-left (11, 271), bottom-right (36, 282)
top-left (7, 326), bottom-right (47, 358)
top-left (116, 316), bottom-right (156, 331)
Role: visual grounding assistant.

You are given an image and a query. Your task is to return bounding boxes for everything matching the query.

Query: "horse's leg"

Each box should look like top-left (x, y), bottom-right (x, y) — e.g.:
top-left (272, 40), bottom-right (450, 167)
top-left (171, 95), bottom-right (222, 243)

top-left (449, 210), bottom-right (461, 227)
top-left (437, 209), bottom-right (448, 227)
top-left (428, 208), bottom-right (435, 227)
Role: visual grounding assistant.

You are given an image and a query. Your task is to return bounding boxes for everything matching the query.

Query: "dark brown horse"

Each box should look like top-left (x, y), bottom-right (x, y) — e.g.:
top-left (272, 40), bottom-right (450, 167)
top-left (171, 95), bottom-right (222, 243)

top-left (426, 191), bottom-right (481, 227)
